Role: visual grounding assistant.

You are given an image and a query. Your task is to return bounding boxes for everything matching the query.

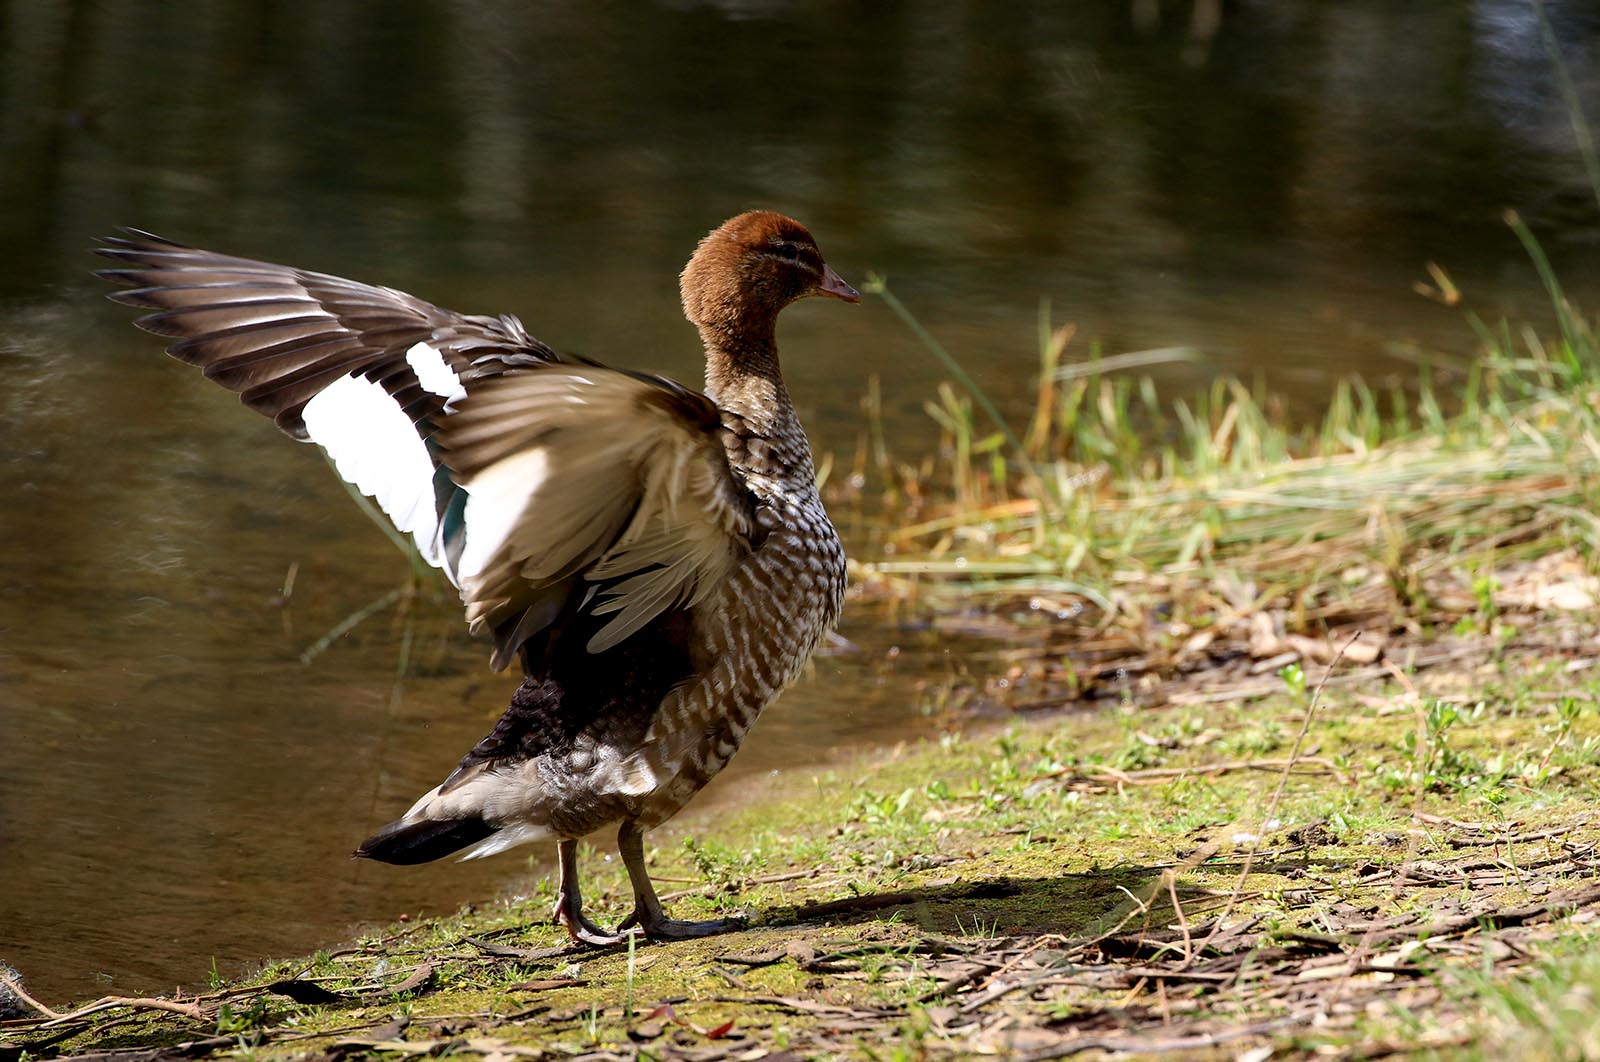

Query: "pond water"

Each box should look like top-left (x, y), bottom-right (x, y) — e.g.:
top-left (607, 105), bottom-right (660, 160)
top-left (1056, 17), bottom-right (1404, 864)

top-left (5, 0), bottom-right (1600, 1003)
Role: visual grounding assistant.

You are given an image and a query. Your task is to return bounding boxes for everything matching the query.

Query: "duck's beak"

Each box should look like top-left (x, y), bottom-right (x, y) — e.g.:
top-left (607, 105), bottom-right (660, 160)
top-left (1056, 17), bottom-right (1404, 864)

top-left (818, 264), bottom-right (861, 303)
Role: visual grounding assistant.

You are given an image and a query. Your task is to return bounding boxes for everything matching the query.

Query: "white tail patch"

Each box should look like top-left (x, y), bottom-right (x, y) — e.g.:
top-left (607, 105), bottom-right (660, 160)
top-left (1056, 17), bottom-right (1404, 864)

top-left (398, 762), bottom-right (553, 860)
top-left (301, 368), bottom-right (457, 581)
top-left (458, 822), bottom-right (551, 860)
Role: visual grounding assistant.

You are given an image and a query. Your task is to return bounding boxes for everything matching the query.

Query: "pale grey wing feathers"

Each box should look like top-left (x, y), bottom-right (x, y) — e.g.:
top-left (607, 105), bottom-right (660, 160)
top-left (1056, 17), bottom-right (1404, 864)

top-left (438, 368), bottom-right (758, 667)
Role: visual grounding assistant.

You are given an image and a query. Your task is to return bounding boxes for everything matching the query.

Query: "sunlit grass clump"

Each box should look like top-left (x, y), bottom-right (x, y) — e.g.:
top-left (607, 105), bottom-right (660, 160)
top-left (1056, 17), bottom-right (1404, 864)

top-left (850, 214), bottom-right (1600, 642)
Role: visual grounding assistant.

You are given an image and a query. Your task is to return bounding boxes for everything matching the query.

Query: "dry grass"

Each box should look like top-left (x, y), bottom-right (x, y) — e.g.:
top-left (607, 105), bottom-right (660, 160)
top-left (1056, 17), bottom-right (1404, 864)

top-left (834, 218), bottom-right (1600, 703)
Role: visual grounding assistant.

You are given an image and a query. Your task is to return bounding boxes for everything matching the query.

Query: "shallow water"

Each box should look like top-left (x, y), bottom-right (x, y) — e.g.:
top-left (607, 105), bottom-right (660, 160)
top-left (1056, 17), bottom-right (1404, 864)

top-left (5, 1), bottom-right (1600, 1002)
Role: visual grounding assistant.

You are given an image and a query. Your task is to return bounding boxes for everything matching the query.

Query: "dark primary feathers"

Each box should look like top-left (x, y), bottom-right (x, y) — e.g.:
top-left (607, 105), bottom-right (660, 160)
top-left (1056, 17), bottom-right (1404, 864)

top-left (97, 228), bottom-right (557, 438)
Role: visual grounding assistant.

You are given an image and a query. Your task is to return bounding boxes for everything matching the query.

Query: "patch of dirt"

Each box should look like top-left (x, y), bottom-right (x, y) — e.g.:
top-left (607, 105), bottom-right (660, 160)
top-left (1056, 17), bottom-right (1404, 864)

top-left (904, 551), bottom-right (1600, 720)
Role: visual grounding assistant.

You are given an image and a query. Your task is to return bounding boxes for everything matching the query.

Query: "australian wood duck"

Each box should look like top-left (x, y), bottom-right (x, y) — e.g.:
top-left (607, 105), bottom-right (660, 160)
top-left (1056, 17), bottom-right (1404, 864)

top-left (97, 212), bottom-right (856, 943)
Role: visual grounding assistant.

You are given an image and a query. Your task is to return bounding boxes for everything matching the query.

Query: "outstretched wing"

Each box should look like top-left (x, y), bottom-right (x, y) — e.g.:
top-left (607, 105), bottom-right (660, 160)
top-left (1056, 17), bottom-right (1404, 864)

top-left (437, 367), bottom-right (759, 668)
top-left (95, 229), bottom-right (557, 574)
top-left (97, 231), bottom-right (759, 670)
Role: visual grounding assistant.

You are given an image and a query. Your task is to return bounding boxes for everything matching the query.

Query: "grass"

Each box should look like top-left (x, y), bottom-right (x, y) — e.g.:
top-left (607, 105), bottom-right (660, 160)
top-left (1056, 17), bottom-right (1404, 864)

top-left (1432, 940), bottom-right (1600, 1060)
top-left (7, 650), bottom-right (1599, 1059)
top-left (843, 213), bottom-right (1600, 665)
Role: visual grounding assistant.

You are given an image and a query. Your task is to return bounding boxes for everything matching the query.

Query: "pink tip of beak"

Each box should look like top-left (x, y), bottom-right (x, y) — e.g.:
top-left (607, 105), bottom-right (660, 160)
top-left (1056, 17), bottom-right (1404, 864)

top-left (819, 264), bottom-right (861, 303)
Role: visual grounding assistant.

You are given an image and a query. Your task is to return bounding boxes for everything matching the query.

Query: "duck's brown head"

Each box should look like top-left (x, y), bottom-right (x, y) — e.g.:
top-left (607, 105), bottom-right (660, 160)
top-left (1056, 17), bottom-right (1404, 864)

top-left (680, 211), bottom-right (858, 342)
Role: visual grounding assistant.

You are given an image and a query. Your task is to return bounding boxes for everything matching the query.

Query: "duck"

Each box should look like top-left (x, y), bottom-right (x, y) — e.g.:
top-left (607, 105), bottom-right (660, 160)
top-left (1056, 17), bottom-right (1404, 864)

top-left (97, 212), bottom-right (857, 943)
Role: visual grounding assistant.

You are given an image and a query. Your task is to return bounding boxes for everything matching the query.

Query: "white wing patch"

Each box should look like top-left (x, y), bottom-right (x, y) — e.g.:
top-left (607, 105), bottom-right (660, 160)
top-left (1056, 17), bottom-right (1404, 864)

top-left (406, 341), bottom-right (468, 405)
top-left (301, 369), bottom-right (458, 580)
top-left (457, 447), bottom-right (550, 582)
top-left (437, 368), bottom-right (755, 663)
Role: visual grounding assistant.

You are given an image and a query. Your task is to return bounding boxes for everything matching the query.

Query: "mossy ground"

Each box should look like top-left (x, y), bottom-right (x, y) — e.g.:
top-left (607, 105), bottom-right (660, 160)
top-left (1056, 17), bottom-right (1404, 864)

top-left (8, 620), bottom-right (1600, 1060)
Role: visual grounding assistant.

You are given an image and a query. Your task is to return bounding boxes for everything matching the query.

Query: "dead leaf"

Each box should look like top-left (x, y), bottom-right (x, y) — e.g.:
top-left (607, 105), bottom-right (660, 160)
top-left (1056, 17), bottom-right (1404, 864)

top-left (333, 1038), bottom-right (440, 1055)
top-left (1248, 650), bottom-right (1298, 675)
top-left (265, 979), bottom-right (345, 1004)
top-left (628, 1022), bottom-right (664, 1042)
top-left (1285, 634), bottom-right (1333, 664)
top-left (1296, 963), bottom-right (1352, 982)
top-left (1535, 581), bottom-right (1596, 610)
top-left (1249, 611), bottom-right (1283, 658)
top-left (389, 962), bottom-right (434, 996)
top-left (365, 1016), bottom-right (410, 1043)
top-left (783, 940), bottom-right (817, 965)
top-left (507, 978), bottom-right (587, 993)
top-left (718, 949), bottom-right (786, 967)
top-left (462, 936), bottom-right (569, 961)
top-left (1343, 633), bottom-right (1384, 664)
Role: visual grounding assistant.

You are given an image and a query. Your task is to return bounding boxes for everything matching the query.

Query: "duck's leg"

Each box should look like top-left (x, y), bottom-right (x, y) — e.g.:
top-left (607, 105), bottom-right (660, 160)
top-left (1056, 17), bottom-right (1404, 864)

top-left (616, 822), bottom-right (745, 940)
top-left (553, 838), bottom-right (627, 946)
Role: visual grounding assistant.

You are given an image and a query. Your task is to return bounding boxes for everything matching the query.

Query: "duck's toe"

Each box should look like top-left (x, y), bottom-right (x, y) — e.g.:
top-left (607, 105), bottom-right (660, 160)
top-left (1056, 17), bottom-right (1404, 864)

top-left (556, 907), bottom-right (630, 947)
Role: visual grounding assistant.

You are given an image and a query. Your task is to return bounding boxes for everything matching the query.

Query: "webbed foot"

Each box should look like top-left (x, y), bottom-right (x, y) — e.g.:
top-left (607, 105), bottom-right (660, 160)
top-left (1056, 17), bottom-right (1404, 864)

top-left (616, 823), bottom-right (747, 942)
top-left (619, 911), bottom-right (745, 940)
top-left (554, 901), bottom-right (631, 947)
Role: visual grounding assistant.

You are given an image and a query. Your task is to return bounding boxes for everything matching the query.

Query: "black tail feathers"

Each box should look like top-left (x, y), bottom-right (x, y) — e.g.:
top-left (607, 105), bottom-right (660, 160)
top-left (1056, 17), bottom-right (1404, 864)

top-left (354, 815), bottom-right (497, 866)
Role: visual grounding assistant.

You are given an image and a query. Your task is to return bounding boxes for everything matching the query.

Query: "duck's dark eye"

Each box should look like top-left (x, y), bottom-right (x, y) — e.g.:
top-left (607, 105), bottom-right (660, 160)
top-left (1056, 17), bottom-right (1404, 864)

top-left (775, 243), bottom-right (800, 261)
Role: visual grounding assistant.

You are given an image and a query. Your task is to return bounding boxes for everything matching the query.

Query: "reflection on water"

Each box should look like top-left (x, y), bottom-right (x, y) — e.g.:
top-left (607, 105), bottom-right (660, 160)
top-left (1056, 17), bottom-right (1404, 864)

top-left (4, 0), bottom-right (1600, 1001)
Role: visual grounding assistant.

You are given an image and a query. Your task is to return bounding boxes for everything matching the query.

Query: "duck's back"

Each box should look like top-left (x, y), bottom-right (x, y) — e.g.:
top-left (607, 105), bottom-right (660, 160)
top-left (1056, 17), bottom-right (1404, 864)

top-left (610, 404), bottom-right (847, 829)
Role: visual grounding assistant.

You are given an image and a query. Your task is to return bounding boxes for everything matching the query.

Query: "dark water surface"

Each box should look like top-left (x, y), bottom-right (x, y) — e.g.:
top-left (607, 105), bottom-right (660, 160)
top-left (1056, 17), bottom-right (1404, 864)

top-left (6, 1), bottom-right (1600, 1001)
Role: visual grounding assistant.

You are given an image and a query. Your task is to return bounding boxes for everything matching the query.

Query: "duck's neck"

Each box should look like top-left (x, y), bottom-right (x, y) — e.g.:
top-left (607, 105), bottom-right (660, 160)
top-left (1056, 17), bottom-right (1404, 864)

top-left (701, 319), bottom-right (784, 423)
top-left (699, 320), bottom-right (816, 488)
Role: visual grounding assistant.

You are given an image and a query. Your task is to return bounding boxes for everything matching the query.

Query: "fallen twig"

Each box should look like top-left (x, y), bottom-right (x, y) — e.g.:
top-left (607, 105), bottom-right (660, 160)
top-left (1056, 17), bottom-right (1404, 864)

top-left (40, 995), bottom-right (210, 1028)
top-left (1041, 756), bottom-right (1351, 790)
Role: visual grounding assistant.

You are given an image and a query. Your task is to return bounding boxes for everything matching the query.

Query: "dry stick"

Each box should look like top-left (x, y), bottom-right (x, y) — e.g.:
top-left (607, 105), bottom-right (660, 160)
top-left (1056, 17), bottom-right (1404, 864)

top-left (1181, 636), bottom-right (1357, 969)
top-left (0, 969), bottom-right (62, 1020)
top-left (1424, 820), bottom-right (1593, 846)
top-left (1050, 756), bottom-right (1349, 788)
top-left (1163, 640), bottom-right (1499, 707)
top-left (1063, 844), bottom-right (1222, 964)
top-left (4, 979), bottom-right (309, 1034)
top-left (1014, 1014), bottom-right (1305, 1060)
top-left (54, 997), bottom-right (209, 1027)
top-left (956, 967), bottom-right (1081, 1016)
top-left (1164, 870), bottom-right (1193, 966)
top-left (23, 989), bottom-right (210, 1028)
top-left (1324, 916), bottom-right (1388, 1015)
top-left (945, 935), bottom-right (1068, 1008)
